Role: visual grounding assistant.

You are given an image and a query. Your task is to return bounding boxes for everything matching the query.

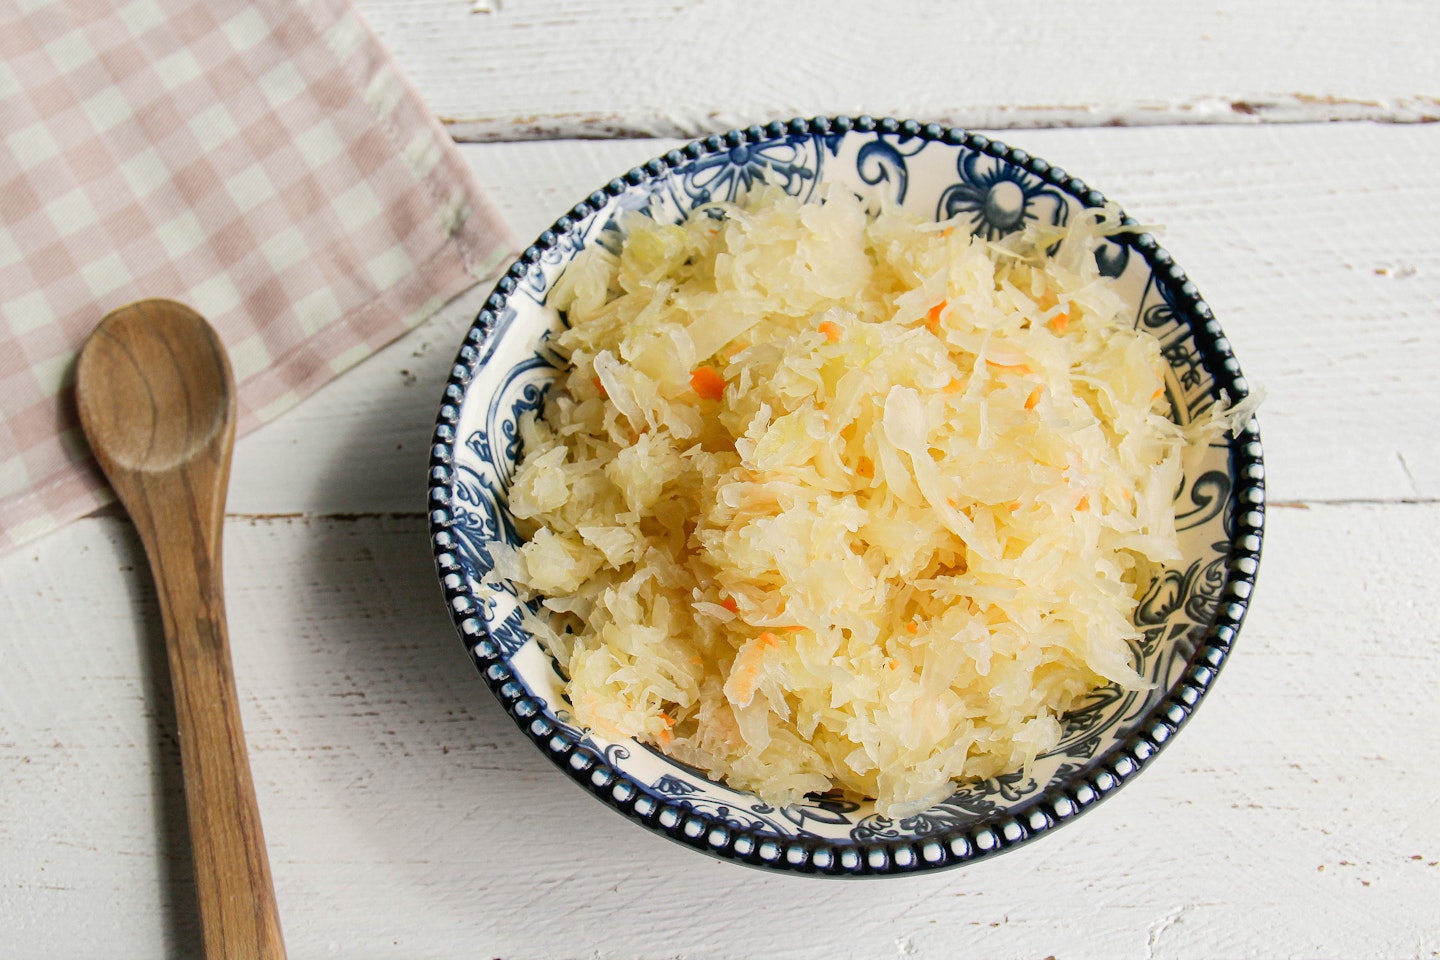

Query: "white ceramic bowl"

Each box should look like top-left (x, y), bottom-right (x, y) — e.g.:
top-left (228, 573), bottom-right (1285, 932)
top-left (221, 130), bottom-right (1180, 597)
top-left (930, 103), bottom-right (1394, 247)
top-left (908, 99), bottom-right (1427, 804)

top-left (429, 117), bottom-right (1264, 876)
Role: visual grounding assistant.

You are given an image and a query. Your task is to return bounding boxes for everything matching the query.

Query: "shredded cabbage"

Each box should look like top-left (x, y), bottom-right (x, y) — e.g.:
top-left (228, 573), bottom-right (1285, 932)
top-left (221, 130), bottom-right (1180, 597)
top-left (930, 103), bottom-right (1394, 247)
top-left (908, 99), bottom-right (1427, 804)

top-left (499, 183), bottom-right (1204, 817)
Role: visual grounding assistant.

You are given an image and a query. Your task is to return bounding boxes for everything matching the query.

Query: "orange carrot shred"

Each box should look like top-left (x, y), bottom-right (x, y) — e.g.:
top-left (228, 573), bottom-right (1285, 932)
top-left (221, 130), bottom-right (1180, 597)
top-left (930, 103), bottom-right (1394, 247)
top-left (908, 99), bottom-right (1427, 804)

top-left (780, 625), bottom-right (805, 634)
top-left (1076, 495), bottom-right (1090, 512)
top-left (758, 631), bottom-right (779, 647)
top-left (817, 320), bottom-right (842, 342)
top-left (689, 365), bottom-right (725, 400)
top-left (904, 621), bottom-right (919, 635)
top-left (925, 301), bottom-right (947, 334)
top-left (946, 497), bottom-right (958, 507)
top-left (887, 658), bottom-right (899, 670)
top-left (591, 375), bottom-right (607, 396)
top-left (1048, 312), bottom-right (1070, 334)
top-left (720, 596), bottom-right (739, 613)
top-left (987, 360), bottom-right (1034, 376)
top-left (1025, 386), bottom-right (1043, 410)
top-left (943, 377), bottom-right (965, 394)
top-left (941, 227), bottom-right (954, 238)
top-left (1007, 501), bottom-right (1021, 512)
top-left (1152, 386), bottom-right (1164, 401)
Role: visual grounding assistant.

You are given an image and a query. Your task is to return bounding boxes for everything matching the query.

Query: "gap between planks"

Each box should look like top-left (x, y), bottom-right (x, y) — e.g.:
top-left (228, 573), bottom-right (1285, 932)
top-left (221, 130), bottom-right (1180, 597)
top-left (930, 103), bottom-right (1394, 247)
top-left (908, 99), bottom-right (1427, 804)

top-left (440, 96), bottom-right (1440, 143)
top-left (210, 498), bottom-right (1440, 524)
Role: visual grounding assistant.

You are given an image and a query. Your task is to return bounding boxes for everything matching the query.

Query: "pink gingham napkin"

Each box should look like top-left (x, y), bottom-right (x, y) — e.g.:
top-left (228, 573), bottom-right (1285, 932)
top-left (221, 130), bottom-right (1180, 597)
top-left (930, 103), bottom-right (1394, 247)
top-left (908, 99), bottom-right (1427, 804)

top-left (0, 0), bottom-right (514, 554)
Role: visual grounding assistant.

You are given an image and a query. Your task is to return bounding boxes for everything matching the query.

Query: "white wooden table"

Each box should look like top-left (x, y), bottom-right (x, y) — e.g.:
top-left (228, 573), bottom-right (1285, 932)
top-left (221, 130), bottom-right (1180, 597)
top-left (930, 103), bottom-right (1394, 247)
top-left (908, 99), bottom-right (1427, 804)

top-left (6, 2), bottom-right (1440, 956)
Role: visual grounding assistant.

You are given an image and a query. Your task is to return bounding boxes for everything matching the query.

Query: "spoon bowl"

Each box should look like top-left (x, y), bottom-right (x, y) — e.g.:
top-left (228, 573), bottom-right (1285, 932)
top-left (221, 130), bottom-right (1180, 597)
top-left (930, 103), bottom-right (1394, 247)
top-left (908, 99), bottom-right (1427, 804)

top-left (76, 301), bottom-right (232, 474)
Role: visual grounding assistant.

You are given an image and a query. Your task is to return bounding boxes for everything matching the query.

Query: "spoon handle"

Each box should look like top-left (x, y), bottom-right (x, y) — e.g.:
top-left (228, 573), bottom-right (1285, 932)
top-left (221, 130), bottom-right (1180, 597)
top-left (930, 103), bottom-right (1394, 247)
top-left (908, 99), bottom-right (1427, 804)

top-left (128, 458), bottom-right (286, 960)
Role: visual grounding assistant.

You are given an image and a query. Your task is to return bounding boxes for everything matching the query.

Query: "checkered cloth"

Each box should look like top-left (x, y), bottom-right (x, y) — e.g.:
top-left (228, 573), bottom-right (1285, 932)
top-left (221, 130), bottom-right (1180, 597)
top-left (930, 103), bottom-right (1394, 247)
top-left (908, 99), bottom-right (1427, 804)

top-left (0, 0), bottom-right (514, 554)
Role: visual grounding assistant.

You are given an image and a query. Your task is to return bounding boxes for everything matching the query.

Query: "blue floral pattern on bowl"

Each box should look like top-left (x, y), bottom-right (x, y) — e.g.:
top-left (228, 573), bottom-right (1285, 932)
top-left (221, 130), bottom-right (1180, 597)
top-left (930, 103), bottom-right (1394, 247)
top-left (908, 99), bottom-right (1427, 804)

top-left (429, 117), bottom-right (1264, 876)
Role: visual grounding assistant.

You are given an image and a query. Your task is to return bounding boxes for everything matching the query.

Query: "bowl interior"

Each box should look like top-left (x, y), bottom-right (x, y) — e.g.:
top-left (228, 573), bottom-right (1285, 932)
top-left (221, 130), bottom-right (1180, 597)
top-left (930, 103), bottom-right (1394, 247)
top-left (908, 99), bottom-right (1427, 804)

top-left (432, 119), bottom-right (1263, 873)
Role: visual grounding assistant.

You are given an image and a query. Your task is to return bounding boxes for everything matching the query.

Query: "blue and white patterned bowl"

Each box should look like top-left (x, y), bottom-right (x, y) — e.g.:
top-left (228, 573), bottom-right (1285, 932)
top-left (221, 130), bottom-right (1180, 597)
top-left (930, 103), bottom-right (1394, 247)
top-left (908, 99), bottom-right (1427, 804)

top-left (429, 117), bottom-right (1264, 876)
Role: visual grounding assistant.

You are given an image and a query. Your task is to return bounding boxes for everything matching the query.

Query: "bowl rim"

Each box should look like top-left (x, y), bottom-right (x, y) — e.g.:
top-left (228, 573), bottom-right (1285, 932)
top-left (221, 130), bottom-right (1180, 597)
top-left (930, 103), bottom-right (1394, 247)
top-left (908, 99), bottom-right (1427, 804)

top-left (428, 115), bottom-right (1265, 877)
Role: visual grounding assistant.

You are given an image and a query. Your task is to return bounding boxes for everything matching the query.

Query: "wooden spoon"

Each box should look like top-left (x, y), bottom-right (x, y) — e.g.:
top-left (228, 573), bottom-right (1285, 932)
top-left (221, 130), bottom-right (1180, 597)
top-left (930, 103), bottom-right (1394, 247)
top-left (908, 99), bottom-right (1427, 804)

top-left (75, 299), bottom-right (286, 960)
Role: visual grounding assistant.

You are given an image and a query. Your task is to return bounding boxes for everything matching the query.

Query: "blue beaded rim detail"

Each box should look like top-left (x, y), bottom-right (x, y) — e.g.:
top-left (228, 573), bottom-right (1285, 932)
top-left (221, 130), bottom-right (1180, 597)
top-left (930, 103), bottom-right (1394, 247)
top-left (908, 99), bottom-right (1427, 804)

top-left (428, 116), bottom-right (1264, 877)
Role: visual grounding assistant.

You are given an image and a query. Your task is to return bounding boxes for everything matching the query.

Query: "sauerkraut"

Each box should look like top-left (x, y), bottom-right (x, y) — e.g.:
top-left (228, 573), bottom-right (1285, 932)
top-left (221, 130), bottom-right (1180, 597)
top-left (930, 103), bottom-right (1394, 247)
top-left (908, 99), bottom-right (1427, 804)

top-left (497, 183), bottom-right (1198, 817)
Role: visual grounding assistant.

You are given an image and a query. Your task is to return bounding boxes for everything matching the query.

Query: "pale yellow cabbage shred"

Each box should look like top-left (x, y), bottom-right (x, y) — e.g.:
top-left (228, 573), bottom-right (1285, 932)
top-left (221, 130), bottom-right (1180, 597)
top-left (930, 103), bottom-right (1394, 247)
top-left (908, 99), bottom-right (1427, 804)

top-left (502, 184), bottom-right (1188, 817)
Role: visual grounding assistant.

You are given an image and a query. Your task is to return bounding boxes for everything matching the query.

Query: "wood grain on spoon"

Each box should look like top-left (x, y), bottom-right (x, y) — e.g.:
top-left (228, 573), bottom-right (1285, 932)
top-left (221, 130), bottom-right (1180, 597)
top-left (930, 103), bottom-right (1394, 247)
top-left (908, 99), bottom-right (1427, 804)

top-left (75, 299), bottom-right (286, 960)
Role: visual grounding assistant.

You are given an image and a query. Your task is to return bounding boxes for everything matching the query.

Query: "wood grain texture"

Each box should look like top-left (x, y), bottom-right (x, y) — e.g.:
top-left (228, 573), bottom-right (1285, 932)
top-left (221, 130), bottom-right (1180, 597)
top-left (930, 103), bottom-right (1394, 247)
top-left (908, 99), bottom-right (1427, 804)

top-left (72, 302), bottom-right (285, 960)
top-left (3, 503), bottom-right (1438, 958)
top-left (352, 0), bottom-right (1440, 140)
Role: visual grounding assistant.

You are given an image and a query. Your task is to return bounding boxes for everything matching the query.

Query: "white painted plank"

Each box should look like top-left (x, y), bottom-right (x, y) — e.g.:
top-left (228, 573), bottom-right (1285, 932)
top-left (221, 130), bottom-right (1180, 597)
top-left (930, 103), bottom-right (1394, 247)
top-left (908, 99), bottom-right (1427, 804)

top-left (353, 0), bottom-right (1440, 140)
top-left (3, 502), bottom-right (1438, 957)
top-left (226, 124), bottom-right (1440, 515)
